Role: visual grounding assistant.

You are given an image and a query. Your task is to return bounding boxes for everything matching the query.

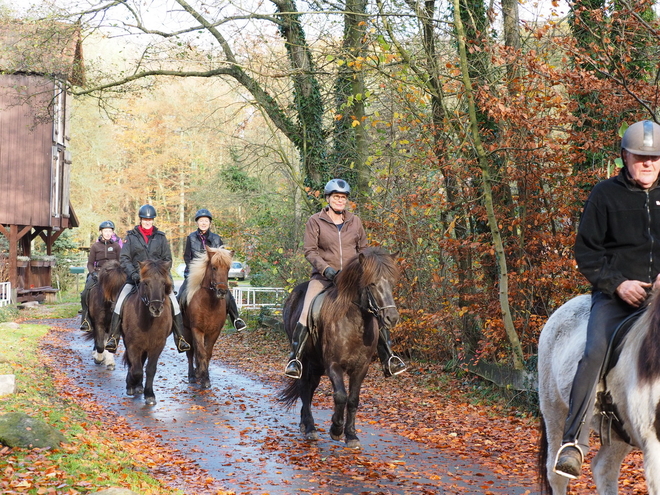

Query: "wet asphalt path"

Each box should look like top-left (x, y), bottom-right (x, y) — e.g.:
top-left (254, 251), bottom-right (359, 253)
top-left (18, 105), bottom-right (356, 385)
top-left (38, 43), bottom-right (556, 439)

top-left (45, 318), bottom-right (537, 495)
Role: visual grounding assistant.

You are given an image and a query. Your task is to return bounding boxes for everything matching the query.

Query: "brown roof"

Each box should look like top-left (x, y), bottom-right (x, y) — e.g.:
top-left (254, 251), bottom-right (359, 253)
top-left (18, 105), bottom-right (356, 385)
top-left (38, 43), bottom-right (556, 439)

top-left (0, 20), bottom-right (85, 86)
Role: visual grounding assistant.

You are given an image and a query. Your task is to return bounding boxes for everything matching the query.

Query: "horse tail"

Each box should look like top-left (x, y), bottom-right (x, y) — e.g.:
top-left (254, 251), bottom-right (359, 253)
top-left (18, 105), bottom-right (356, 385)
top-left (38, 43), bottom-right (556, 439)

top-left (537, 414), bottom-right (552, 495)
top-left (277, 379), bottom-right (300, 410)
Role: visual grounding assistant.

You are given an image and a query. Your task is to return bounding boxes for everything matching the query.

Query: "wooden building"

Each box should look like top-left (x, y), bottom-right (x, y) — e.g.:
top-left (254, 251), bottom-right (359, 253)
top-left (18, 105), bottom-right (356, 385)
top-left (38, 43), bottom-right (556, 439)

top-left (0, 20), bottom-right (84, 301)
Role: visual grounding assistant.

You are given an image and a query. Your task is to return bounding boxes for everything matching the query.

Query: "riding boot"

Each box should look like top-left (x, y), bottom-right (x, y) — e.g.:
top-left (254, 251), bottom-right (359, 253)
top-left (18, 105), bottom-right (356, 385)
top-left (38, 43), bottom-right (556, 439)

top-left (171, 312), bottom-right (192, 353)
top-left (80, 287), bottom-right (91, 331)
top-left (284, 322), bottom-right (309, 379)
top-left (226, 292), bottom-right (247, 331)
top-left (377, 326), bottom-right (407, 378)
top-left (105, 311), bottom-right (122, 353)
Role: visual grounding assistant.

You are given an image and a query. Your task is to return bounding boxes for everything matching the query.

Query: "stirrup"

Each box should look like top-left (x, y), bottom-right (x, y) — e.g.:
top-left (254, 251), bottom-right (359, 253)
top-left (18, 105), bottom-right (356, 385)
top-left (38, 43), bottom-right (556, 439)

top-left (234, 318), bottom-right (247, 331)
top-left (385, 355), bottom-right (407, 377)
top-left (284, 358), bottom-right (303, 379)
top-left (553, 442), bottom-right (584, 479)
top-left (105, 336), bottom-right (119, 352)
top-left (175, 336), bottom-right (191, 353)
top-left (80, 319), bottom-right (91, 331)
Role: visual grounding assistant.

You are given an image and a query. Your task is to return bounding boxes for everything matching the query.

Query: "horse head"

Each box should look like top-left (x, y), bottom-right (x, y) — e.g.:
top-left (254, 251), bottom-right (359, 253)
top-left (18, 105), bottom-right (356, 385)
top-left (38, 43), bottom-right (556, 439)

top-left (204, 246), bottom-right (232, 299)
top-left (138, 260), bottom-right (173, 318)
top-left (337, 247), bottom-right (400, 329)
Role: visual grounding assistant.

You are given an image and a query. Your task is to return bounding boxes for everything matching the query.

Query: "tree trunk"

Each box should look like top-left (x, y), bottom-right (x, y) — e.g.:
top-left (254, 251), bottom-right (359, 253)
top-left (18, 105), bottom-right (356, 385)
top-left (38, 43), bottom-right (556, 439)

top-left (452, 0), bottom-right (524, 370)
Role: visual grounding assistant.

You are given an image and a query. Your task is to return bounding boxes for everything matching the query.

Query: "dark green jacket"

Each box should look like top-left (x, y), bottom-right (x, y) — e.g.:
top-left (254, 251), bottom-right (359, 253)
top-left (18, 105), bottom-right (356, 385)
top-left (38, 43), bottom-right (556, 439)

top-left (120, 226), bottom-right (172, 284)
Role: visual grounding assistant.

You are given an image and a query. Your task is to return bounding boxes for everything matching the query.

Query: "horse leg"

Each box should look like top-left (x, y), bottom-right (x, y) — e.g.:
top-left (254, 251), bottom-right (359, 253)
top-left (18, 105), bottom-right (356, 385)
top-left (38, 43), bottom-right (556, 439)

top-left (200, 329), bottom-right (220, 389)
top-left (327, 365), bottom-right (347, 442)
top-left (187, 327), bottom-right (202, 384)
top-left (343, 366), bottom-right (370, 449)
top-left (590, 440), bottom-right (631, 495)
top-left (299, 372), bottom-right (321, 441)
top-left (143, 350), bottom-right (160, 405)
top-left (104, 350), bottom-right (116, 370)
top-left (194, 328), bottom-right (211, 389)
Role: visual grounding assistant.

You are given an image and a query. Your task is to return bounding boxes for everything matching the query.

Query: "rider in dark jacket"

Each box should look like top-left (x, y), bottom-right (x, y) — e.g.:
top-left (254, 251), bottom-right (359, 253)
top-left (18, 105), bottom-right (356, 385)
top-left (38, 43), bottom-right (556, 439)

top-left (104, 204), bottom-right (191, 353)
top-left (80, 221), bottom-right (121, 331)
top-left (179, 208), bottom-right (246, 331)
top-left (554, 120), bottom-right (660, 479)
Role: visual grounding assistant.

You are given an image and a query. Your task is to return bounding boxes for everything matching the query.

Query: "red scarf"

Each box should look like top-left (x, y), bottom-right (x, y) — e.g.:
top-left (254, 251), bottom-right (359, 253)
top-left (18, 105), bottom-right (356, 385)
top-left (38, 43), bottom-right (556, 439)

top-left (138, 225), bottom-right (153, 245)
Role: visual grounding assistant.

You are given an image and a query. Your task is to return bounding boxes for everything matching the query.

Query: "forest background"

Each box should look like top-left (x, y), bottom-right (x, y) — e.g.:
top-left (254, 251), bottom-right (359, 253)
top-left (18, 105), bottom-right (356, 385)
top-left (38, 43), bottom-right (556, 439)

top-left (3, 0), bottom-right (658, 377)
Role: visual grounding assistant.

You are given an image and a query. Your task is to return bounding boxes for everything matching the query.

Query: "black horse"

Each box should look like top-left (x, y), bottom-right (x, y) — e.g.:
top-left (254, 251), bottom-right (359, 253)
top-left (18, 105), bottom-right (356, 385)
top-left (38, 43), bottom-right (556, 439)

top-left (279, 247), bottom-right (399, 448)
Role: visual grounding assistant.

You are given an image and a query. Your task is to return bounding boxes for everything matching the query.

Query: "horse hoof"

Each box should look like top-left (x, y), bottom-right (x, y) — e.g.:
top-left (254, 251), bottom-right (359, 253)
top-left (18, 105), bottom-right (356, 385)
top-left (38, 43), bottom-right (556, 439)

top-left (330, 432), bottom-right (343, 442)
top-left (305, 430), bottom-right (319, 441)
top-left (188, 376), bottom-right (197, 384)
top-left (346, 439), bottom-right (361, 449)
top-left (126, 388), bottom-right (135, 396)
top-left (106, 363), bottom-right (115, 371)
top-left (145, 397), bottom-right (157, 405)
top-left (135, 386), bottom-right (144, 395)
top-left (200, 380), bottom-right (211, 389)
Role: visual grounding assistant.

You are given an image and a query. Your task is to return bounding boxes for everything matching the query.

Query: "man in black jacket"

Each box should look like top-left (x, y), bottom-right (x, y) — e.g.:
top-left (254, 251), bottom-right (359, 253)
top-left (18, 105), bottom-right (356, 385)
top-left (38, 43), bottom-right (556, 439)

top-left (555, 120), bottom-right (660, 478)
top-left (179, 208), bottom-right (246, 331)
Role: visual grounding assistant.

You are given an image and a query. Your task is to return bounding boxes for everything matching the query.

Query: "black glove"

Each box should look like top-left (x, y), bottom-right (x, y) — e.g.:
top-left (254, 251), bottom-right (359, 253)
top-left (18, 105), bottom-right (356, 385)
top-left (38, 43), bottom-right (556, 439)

top-left (131, 272), bottom-right (140, 284)
top-left (91, 272), bottom-right (99, 283)
top-left (323, 267), bottom-right (337, 281)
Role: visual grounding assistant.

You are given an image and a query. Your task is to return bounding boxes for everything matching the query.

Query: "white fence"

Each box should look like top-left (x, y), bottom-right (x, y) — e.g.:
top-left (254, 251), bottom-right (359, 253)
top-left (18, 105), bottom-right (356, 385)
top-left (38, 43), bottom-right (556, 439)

top-left (232, 287), bottom-right (287, 310)
top-left (0, 282), bottom-right (11, 307)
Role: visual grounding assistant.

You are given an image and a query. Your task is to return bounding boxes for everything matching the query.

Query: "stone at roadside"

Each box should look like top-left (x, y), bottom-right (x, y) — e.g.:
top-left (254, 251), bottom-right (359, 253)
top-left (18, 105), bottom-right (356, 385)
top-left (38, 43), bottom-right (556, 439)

top-left (0, 322), bottom-right (20, 330)
top-left (0, 412), bottom-right (66, 449)
top-left (0, 374), bottom-right (15, 395)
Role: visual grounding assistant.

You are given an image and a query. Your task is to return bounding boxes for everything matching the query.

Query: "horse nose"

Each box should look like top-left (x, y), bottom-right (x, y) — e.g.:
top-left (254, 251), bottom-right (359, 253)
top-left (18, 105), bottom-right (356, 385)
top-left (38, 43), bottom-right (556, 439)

top-left (383, 309), bottom-right (399, 328)
top-left (150, 303), bottom-right (164, 317)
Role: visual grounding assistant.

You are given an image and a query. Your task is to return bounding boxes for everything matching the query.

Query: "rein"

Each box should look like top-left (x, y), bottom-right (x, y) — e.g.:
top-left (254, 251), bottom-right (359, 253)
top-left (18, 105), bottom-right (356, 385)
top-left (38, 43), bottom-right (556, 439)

top-left (360, 285), bottom-right (396, 327)
top-left (139, 284), bottom-right (165, 308)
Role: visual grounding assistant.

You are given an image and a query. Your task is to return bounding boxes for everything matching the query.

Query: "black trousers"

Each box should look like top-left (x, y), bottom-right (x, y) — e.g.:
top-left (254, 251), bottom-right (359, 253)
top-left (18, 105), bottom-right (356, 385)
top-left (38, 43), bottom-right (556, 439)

top-left (562, 290), bottom-right (639, 443)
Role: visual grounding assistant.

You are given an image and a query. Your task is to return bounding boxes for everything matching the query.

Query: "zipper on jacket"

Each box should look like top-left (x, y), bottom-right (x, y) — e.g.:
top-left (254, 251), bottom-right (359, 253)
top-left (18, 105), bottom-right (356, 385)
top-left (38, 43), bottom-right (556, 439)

top-left (647, 190), bottom-right (654, 283)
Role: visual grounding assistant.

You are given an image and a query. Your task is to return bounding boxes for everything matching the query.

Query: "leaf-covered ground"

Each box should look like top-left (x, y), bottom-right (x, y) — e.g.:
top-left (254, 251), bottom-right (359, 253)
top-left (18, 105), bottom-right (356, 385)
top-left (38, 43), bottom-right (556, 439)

top-left (9, 313), bottom-right (649, 494)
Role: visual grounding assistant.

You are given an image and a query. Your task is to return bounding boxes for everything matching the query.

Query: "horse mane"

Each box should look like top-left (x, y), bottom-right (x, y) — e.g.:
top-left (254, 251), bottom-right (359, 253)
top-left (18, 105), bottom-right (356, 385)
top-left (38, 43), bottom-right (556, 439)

top-left (638, 290), bottom-right (660, 383)
top-left (320, 246), bottom-right (398, 323)
top-left (139, 259), bottom-right (173, 295)
top-left (186, 247), bottom-right (233, 304)
top-left (98, 260), bottom-right (125, 302)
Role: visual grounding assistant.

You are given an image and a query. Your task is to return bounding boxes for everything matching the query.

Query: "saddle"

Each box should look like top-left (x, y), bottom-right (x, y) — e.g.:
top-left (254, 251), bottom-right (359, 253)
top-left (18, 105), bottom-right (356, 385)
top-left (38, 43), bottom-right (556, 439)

top-left (597, 307), bottom-right (645, 447)
top-left (307, 289), bottom-right (328, 346)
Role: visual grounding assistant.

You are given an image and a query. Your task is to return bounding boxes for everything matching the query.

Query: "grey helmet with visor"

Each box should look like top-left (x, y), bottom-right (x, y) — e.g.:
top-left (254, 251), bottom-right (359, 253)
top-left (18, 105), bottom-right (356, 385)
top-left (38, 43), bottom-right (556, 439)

top-left (324, 179), bottom-right (351, 197)
top-left (621, 120), bottom-right (660, 157)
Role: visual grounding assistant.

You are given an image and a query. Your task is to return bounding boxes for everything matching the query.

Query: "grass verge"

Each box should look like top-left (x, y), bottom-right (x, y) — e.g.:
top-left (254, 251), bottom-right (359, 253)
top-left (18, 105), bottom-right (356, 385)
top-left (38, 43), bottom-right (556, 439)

top-left (0, 320), bottom-right (184, 495)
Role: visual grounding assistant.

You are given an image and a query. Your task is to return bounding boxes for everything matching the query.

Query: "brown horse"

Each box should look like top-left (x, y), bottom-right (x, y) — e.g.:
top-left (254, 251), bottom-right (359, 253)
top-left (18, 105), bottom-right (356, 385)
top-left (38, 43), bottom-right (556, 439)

top-left (121, 259), bottom-right (173, 405)
top-left (279, 247), bottom-right (399, 448)
top-left (85, 260), bottom-right (125, 370)
top-left (180, 246), bottom-right (232, 389)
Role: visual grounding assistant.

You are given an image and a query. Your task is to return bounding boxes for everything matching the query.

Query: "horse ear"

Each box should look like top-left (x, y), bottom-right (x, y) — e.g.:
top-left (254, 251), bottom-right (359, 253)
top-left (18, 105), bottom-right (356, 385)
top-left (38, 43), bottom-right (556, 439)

top-left (165, 260), bottom-right (172, 271)
top-left (206, 246), bottom-right (214, 260)
top-left (359, 252), bottom-right (365, 264)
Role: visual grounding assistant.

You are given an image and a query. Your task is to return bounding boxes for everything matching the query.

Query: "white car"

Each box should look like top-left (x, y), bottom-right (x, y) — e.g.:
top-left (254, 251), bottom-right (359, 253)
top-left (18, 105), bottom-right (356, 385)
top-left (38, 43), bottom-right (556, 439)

top-left (228, 261), bottom-right (249, 280)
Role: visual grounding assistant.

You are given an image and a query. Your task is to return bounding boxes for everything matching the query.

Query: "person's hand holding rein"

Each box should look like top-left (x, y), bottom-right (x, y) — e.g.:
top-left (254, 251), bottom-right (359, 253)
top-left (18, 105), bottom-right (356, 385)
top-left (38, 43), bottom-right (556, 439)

top-left (616, 279), bottom-right (652, 307)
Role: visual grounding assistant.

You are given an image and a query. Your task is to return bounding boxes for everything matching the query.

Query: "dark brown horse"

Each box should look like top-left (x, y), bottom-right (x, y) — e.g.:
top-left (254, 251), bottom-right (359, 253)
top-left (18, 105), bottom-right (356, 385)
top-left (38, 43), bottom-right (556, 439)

top-left (180, 246), bottom-right (232, 389)
top-left (279, 247), bottom-right (399, 448)
top-left (121, 259), bottom-right (173, 405)
top-left (84, 260), bottom-right (125, 370)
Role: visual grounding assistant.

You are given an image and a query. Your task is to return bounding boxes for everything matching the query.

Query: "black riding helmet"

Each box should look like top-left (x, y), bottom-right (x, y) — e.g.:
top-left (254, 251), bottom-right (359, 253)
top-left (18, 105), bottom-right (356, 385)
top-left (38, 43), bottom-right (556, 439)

top-left (99, 220), bottom-right (115, 230)
top-left (194, 208), bottom-right (213, 221)
top-left (138, 204), bottom-right (157, 219)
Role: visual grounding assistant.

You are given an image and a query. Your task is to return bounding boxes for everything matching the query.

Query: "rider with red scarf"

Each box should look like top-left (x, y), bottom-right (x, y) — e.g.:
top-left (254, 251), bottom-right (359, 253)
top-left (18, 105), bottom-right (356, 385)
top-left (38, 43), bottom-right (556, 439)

top-left (105, 204), bottom-right (191, 353)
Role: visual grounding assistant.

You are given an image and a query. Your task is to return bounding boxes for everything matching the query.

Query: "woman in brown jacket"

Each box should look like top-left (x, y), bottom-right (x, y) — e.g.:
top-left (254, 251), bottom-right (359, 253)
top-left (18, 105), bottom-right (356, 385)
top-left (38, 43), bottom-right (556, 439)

top-left (284, 179), bottom-right (407, 379)
top-left (80, 221), bottom-right (122, 330)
